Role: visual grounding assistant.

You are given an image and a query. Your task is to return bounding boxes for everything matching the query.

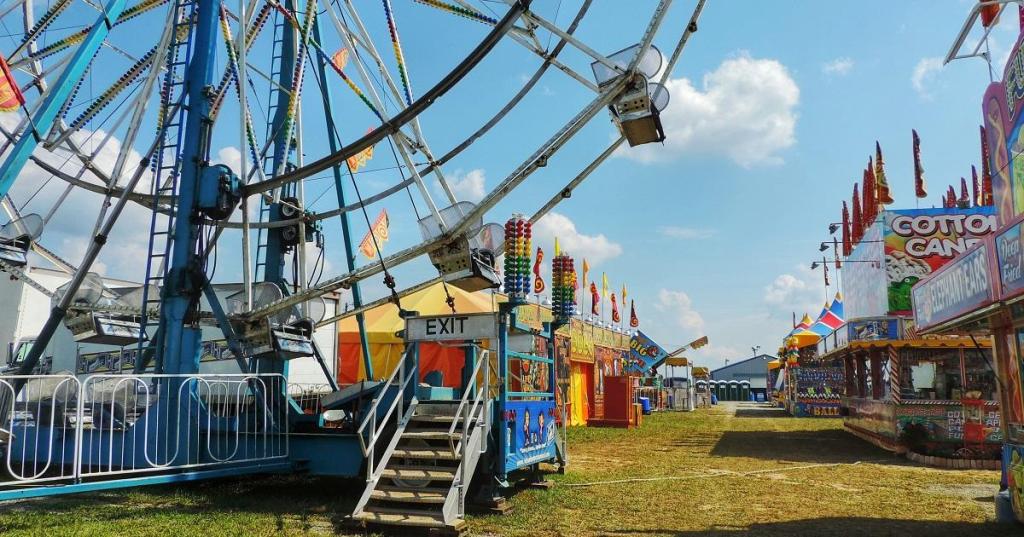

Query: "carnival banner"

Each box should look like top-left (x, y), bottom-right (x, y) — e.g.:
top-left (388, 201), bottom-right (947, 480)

top-left (503, 400), bottom-right (558, 473)
top-left (883, 207), bottom-right (997, 314)
top-left (625, 330), bottom-right (669, 373)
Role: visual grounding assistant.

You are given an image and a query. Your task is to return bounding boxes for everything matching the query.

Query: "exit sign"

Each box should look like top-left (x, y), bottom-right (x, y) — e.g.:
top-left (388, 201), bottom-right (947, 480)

top-left (405, 313), bottom-right (498, 342)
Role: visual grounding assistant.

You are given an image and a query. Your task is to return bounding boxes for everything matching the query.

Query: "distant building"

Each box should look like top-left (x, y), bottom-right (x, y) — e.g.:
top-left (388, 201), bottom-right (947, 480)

top-left (710, 354), bottom-right (773, 399)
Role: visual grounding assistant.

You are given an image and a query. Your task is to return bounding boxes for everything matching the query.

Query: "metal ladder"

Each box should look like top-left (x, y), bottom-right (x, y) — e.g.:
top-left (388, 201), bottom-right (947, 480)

top-left (136, 0), bottom-right (198, 363)
top-left (254, 9), bottom-right (288, 282)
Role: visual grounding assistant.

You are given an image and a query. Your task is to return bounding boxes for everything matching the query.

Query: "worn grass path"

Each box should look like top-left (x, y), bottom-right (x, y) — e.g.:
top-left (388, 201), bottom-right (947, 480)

top-left (0, 402), bottom-right (1020, 536)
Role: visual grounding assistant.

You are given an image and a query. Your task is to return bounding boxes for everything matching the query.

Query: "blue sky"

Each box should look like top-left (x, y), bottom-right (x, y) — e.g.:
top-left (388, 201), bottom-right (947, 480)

top-left (4, 1), bottom-right (1016, 371)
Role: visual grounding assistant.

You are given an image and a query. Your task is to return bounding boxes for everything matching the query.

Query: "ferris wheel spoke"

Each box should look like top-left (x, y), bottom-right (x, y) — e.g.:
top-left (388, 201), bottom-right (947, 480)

top-left (7, 0), bottom-right (72, 61)
top-left (322, 1), bottom-right (451, 227)
top-left (9, 0), bottom-right (166, 69)
top-left (243, 0), bottom-right (525, 197)
top-left (243, 70), bottom-right (624, 320)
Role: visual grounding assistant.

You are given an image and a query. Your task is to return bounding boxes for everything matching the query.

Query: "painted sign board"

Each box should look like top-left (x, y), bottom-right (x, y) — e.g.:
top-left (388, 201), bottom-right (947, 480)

top-left (911, 244), bottom-right (993, 331)
top-left (404, 313), bottom-right (497, 342)
top-left (883, 208), bottom-right (997, 314)
top-left (624, 330), bottom-right (669, 373)
top-left (503, 399), bottom-right (558, 472)
top-left (998, 219), bottom-right (1024, 297)
top-left (847, 318), bottom-right (900, 342)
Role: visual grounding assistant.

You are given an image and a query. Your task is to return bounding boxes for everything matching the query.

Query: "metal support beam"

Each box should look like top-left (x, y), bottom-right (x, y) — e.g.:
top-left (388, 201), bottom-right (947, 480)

top-left (0, 0), bottom-right (129, 199)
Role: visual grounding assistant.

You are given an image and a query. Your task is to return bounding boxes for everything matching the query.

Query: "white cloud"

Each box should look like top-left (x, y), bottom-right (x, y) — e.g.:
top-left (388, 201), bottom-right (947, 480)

top-left (911, 57), bottom-right (943, 99)
top-left (532, 211), bottom-right (622, 265)
top-left (822, 57), bottom-right (854, 76)
top-left (212, 146), bottom-right (242, 174)
top-left (618, 52), bottom-right (799, 168)
top-left (762, 266), bottom-right (827, 320)
top-left (654, 289), bottom-right (705, 333)
top-left (436, 168), bottom-right (485, 202)
top-left (658, 226), bottom-right (715, 239)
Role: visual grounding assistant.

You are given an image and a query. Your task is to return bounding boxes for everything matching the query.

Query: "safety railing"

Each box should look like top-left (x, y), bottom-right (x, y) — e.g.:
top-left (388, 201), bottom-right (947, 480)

top-left (287, 383), bottom-right (333, 415)
top-left (0, 375), bottom-right (81, 484)
top-left (0, 373), bottom-right (287, 488)
top-left (356, 349), bottom-right (416, 483)
top-left (449, 348), bottom-right (490, 517)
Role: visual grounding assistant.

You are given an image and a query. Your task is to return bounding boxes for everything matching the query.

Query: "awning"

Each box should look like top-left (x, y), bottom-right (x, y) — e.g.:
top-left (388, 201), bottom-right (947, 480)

top-left (819, 336), bottom-right (991, 359)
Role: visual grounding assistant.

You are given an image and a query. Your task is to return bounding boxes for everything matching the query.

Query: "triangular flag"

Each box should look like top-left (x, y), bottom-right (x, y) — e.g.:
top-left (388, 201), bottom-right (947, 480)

top-left (913, 129), bottom-right (927, 198)
top-left (629, 300), bottom-right (639, 328)
top-left (611, 293), bottom-right (621, 323)
top-left (621, 283), bottom-right (627, 306)
top-left (601, 272), bottom-right (609, 299)
top-left (876, 141), bottom-right (893, 204)
top-left (582, 259), bottom-right (590, 294)
top-left (590, 281), bottom-right (599, 316)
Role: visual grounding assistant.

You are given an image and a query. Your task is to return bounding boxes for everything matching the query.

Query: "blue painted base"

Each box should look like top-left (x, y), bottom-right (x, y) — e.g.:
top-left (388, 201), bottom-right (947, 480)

top-left (288, 433), bottom-right (363, 477)
top-left (0, 462), bottom-right (292, 502)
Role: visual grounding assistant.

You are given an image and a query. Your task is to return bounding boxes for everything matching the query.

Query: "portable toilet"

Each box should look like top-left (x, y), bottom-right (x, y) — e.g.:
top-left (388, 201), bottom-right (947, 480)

top-left (740, 380), bottom-right (751, 401)
top-left (716, 381), bottom-right (727, 401)
top-left (728, 380), bottom-right (739, 401)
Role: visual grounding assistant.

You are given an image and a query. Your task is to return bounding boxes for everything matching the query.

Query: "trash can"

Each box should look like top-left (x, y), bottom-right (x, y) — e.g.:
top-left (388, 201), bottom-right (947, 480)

top-left (756, 392), bottom-right (765, 402)
top-left (639, 397), bottom-right (652, 414)
top-left (710, 393), bottom-right (718, 405)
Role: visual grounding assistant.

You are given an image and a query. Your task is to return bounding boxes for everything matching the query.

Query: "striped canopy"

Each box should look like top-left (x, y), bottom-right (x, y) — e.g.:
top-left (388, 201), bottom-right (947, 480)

top-left (809, 292), bottom-right (845, 336)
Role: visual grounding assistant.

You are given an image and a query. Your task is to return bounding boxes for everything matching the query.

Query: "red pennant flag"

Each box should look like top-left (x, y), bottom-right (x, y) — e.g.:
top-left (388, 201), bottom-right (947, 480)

top-left (834, 237), bottom-right (841, 269)
top-left (852, 184), bottom-right (863, 244)
top-left (972, 166), bottom-right (980, 207)
top-left (822, 256), bottom-right (829, 286)
top-left (611, 293), bottom-right (620, 323)
top-left (0, 54), bottom-right (24, 112)
top-left (629, 300), bottom-right (639, 328)
top-left (841, 201), bottom-right (851, 256)
top-left (590, 281), bottom-right (599, 316)
top-left (864, 162), bottom-right (877, 225)
top-left (913, 129), bottom-right (927, 198)
top-left (981, 0), bottom-right (1001, 27)
top-left (980, 125), bottom-right (994, 206)
top-left (533, 247), bottom-right (545, 294)
top-left (960, 177), bottom-right (970, 208)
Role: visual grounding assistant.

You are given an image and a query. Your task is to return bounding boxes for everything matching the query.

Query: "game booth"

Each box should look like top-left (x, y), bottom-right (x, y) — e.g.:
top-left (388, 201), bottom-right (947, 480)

top-left (818, 157), bottom-right (1003, 464)
top-left (557, 319), bottom-right (630, 427)
top-left (777, 298), bottom-right (846, 417)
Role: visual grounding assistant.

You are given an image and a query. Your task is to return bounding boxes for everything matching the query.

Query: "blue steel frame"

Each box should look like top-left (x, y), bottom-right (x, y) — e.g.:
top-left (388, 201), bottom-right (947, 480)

top-left (495, 303), bottom-right (559, 481)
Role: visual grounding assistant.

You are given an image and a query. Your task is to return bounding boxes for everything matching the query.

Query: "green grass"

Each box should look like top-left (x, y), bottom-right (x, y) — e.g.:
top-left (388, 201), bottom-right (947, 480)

top-left (0, 404), bottom-right (1020, 536)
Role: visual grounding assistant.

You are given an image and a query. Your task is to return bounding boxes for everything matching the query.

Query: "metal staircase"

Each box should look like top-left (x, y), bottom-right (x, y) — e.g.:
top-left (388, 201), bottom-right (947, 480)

top-left (352, 350), bottom-right (491, 534)
top-left (137, 0), bottom-right (197, 360)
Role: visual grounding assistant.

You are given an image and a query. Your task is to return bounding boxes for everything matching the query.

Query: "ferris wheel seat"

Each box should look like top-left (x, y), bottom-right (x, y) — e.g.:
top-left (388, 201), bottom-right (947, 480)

top-left (66, 311), bottom-right (145, 346)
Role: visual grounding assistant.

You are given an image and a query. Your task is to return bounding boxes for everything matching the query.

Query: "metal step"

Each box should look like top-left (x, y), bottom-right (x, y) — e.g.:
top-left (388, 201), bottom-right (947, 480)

top-left (381, 466), bottom-right (456, 481)
top-left (410, 414), bottom-right (467, 424)
top-left (392, 447), bottom-right (460, 461)
top-left (355, 506), bottom-right (463, 530)
top-left (370, 486), bottom-right (448, 505)
top-left (401, 430), bottom-right (463, 441)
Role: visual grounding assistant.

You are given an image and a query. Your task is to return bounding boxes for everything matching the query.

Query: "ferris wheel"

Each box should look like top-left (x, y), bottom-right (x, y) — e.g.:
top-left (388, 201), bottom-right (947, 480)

top-left (0, 0), bottom-right (705, 377)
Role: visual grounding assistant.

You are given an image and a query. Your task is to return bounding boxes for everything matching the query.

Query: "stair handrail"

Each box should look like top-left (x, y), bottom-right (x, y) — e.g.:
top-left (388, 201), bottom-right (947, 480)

top-left (447, 348), bottom-right (489, 457)
top-left (356, 348), bottom-right (416, 481)
top-left (446, 348), bottom-right (490, 518)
